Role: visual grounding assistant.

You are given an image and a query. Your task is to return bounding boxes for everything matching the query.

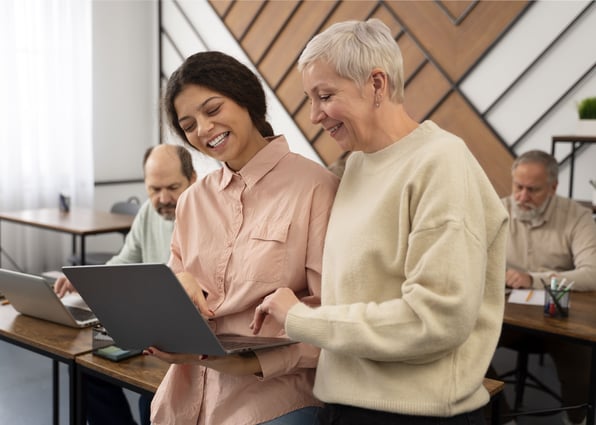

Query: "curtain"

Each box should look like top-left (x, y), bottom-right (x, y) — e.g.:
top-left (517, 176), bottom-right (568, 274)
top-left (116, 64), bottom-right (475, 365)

top-left (0, 0), bottom-right (93, 273)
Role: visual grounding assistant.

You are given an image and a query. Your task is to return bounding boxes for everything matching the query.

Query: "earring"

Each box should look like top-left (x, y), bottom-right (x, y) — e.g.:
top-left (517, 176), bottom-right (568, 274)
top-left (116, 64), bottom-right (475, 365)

top-left (375, 94), bottom-right (382, 108)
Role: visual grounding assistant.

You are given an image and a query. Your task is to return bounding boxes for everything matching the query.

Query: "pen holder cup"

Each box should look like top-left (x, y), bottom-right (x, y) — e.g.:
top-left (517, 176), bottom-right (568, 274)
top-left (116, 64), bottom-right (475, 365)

top-left (544, 289), bottom-right (570, 318)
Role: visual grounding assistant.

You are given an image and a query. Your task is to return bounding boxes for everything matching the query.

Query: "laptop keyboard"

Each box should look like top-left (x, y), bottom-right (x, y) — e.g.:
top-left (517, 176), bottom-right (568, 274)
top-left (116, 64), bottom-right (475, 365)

top-left (67, 306), bottom-right (96, 322)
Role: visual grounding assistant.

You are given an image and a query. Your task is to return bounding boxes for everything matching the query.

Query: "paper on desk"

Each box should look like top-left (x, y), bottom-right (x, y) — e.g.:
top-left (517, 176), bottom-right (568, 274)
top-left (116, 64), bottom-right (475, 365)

top-left (507, 289), bottom-right (545, 305)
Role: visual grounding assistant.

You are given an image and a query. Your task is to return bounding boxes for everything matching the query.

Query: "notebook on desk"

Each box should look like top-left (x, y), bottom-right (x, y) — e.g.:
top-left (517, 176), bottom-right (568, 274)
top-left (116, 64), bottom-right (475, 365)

top-left (62, 263), bottom-right (296, 355)
top-left (0, 268), bottom-right (98, 328)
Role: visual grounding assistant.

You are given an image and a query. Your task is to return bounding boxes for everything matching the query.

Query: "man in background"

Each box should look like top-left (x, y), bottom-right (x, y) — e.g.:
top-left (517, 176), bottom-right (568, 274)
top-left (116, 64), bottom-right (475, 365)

top-left (501, 149), bottom-right (596, 425)
top-left (55, 144), bottom-right (196, 425)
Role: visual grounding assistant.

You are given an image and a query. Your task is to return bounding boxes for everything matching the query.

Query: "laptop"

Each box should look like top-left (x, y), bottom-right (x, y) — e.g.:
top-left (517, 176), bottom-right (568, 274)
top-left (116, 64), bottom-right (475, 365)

top-left (62, 263), bottom-right (296, 355)
top-left (0, 268), bottom-right (98, 328)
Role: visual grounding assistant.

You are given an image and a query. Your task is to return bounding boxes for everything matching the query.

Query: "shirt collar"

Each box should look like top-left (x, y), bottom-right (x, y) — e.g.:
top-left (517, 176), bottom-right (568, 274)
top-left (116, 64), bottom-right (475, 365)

top-left (218, 135), bottom-right (290, 191)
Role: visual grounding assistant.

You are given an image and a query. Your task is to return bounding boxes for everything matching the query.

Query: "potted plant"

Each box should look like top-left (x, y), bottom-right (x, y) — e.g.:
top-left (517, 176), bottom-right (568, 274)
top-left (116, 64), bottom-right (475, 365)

top-left (576, 96), bottom-right (596, 135)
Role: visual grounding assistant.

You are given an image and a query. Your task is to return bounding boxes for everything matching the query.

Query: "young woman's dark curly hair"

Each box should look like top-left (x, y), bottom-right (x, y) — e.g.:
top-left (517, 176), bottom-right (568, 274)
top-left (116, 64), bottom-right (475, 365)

top-left (163, 51), bottom-right (274, 146)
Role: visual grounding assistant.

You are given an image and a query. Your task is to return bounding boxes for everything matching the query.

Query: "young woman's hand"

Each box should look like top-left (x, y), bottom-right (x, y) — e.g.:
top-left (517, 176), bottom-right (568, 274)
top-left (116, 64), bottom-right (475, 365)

top-left (176, 271), bottom-right (213, 318)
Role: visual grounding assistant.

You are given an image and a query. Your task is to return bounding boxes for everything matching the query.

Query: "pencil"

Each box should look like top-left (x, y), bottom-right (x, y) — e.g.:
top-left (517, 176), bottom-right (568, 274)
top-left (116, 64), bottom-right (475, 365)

top-left (525, 290), bottom-right (534, 302)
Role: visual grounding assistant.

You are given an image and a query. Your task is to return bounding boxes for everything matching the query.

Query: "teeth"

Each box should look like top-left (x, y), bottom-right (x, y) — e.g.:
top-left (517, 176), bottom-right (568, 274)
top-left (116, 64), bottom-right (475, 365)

top-left (329, 124), bottom-right (342, 134)
top-left (208, 132), bottom-right (228, 148)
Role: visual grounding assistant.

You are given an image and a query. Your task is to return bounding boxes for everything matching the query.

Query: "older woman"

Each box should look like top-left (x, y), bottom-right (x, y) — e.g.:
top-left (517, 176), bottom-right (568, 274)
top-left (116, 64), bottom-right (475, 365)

top-left (252, 19), bottom-right (508, 425)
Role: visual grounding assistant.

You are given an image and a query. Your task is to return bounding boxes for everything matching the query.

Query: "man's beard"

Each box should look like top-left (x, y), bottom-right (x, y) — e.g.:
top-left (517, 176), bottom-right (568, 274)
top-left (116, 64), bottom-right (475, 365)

top-left (512, 197), bottom-right (549, 223)
top-left (157, 203), bottom-right (176, 221)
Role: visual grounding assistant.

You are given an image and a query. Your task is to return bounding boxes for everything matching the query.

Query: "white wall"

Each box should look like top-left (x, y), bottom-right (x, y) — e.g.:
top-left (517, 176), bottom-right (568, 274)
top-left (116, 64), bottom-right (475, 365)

top-left (92, 0), bottom-right (159, 185)
top-left (461, 0), bottom-right (596, 201)
top-left (85, 0), bottom-right (160, 254)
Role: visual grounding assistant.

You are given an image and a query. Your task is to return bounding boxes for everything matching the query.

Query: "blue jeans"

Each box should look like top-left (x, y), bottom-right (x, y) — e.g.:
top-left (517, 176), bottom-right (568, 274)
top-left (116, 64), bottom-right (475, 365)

top-left (260, 406), bottom-right (321, 425)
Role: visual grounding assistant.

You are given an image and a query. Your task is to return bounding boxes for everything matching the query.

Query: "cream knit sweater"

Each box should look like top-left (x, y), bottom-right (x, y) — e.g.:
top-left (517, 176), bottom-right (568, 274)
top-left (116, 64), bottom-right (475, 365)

top-left (286, 121), bottom-right (508, 417)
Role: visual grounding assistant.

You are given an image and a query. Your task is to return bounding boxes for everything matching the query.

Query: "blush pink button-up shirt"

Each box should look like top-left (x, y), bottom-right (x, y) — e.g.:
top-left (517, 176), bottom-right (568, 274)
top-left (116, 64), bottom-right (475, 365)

top-left (151, 136), bottom-right (339, 425)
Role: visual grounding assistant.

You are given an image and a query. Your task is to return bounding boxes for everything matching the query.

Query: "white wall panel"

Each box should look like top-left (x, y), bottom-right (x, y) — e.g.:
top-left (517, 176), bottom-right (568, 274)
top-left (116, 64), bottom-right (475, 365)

top-left (488, 5), bottom-right (596, 144)
top-left (461, 1), bottom-right (588, 112)
top-left (161, 1), bottom-right (207, 59)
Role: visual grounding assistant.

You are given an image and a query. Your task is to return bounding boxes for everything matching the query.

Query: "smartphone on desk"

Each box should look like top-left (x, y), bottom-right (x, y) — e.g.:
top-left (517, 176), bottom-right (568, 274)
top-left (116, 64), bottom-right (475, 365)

top-left (94, 345), bottom-right (143, 362)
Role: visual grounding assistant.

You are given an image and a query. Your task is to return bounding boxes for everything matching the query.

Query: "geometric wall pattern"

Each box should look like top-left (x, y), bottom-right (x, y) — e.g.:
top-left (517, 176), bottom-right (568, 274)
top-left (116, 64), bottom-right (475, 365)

top-left (207, 0), bottom-right (533, 196)
top-left (161, 1), bottom-right (596, 198)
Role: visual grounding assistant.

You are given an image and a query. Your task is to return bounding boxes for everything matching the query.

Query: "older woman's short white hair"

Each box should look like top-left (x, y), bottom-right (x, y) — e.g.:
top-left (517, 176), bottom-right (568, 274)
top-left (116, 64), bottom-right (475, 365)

top-left (298, 18), bottom-right (405, 103)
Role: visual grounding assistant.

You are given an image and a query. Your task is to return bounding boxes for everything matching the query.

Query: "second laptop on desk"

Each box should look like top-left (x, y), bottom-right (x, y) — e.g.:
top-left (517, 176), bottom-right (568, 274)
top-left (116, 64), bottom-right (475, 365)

top-left (62, 263), bottom-right (296, 356)
top-left (0, 268), bottom-right (98, 328)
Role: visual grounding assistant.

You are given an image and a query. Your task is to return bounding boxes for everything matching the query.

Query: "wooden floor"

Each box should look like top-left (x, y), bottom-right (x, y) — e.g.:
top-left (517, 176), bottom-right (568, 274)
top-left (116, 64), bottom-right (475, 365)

top-left (0, 339), bottom-right (593, 424)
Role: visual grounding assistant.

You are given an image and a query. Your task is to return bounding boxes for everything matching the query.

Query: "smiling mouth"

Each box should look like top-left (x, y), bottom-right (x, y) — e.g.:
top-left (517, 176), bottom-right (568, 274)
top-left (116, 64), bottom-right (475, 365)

top-left (207, 131), bottom-right (229, 148)
top-left (327, 123), bottom-right (342, 137)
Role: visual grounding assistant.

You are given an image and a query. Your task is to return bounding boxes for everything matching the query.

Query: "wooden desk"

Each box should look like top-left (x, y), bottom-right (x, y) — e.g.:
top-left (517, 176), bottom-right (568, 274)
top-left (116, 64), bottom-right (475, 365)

top-left (503, 291), bottom-right (596, 424)
top-left (75, 356), bottom-right (499, 425)
top-left (75, 352), bottom-right (168, 424)
top-left (0, 208), bottom-right (134, 267)
top-left (0, 304), bottom-right (94, 425)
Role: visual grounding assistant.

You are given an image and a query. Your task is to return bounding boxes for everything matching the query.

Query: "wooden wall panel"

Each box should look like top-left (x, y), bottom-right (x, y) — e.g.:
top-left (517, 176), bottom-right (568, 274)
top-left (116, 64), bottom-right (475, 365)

top-left (259, 1), bottom-right (336, 88)
top-left (398, 33), bottom-right (426, 82)
top-left (403, 63), bottom-right (451, 122)
top-left (386, 1), bottom-right (528, 80)
top-left (208, 0), bottom-right (530, 192)
top-left (242, 1), bottom-right (298, 63)
top-left (224, 1), bottom-right (264, 39)
top-left (431, 92), bottom-right (514, 197)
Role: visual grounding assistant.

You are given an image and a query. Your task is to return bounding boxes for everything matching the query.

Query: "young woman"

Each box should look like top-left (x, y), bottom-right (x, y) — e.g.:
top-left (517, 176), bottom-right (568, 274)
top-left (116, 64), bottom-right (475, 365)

top-left (146, 51), bottom-right (339, 425)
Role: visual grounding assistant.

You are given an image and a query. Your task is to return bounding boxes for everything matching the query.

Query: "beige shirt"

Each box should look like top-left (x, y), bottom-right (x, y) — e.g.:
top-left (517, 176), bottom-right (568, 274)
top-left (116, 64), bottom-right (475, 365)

top-left (502, 195), bottom-right (596, 291)
top-left (150, 136), bottom-right (339, 425)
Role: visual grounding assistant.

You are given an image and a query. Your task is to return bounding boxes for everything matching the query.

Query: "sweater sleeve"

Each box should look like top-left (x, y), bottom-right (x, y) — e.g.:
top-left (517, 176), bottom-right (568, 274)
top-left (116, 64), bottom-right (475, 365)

top-left (285, 220), bottom-right (491, 363)
top-left (286, 135), bottom-right (506, 364)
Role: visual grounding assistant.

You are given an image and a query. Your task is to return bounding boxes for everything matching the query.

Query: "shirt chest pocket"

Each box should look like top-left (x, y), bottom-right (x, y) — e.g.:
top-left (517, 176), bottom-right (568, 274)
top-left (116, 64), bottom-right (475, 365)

top-left (244, 222), bottom-right (290, 284)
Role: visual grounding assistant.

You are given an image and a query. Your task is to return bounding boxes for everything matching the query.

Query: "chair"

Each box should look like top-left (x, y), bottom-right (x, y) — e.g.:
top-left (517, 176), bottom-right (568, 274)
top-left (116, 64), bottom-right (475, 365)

top-left (67, 196), bottom-right (141, 265)
top-left (498, 337), bottom-right (562, 411)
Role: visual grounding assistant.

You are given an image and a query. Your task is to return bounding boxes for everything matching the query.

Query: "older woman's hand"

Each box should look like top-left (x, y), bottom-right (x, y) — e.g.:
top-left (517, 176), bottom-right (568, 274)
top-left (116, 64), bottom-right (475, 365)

top-left (176, 271), bottom-right (213, 318)
top-left (250, 287), bottom-right (299, 334)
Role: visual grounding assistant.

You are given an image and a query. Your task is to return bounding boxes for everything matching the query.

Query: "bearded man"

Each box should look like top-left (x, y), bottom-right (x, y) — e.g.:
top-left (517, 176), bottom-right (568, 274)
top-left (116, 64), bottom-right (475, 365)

top-left (499, 149), bottom-right (596, 425)
top-left (503, 149), bottom-right (596, 291)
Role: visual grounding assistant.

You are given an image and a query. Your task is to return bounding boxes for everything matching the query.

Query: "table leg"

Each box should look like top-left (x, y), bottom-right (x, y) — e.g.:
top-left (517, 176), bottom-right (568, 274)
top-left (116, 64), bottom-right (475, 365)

top-left (588, 346), bottom-right (595, 425)
top-left (80, 236), bottom-right (86, 266)
top-left (491, 391), bottom-right (502, 425)
top-left (75, 361), bottom-right (86, 425)
top-left (71, 235), bottom-right (77, 264)
top-left (69, 362), bottom-right (78, 425)
top-left (53, 360), bottom-right (59, 425)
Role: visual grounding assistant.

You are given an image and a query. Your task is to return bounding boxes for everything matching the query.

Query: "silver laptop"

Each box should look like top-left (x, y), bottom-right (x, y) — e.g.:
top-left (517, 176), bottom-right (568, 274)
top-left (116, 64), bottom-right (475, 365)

top-left (0, 268), bottom-right (98, 328)
top-left (62, 263), bottom-right (296, 355)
